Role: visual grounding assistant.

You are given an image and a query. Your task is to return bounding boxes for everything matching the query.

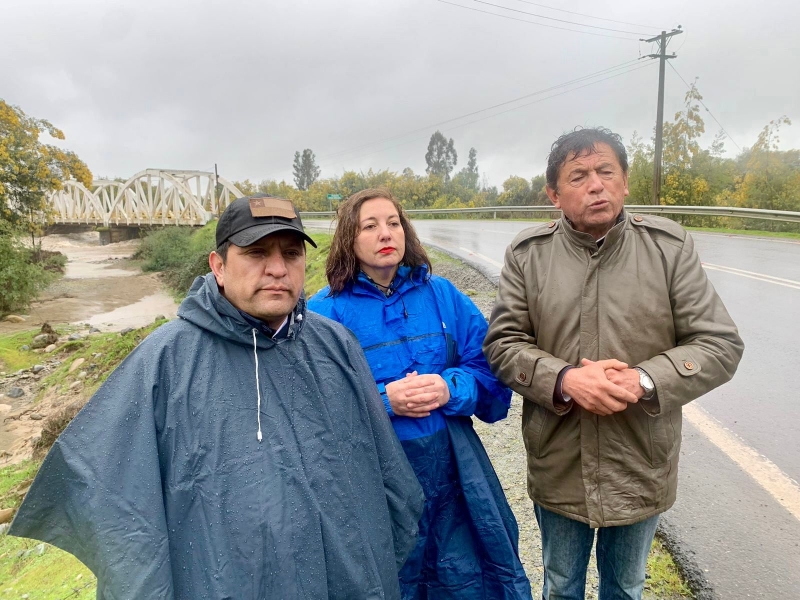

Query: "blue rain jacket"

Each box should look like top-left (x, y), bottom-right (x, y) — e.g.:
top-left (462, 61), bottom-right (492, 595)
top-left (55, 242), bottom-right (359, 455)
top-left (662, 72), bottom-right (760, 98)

top-left (309, 265), bottom-right (532, 600)
top-left (10, 273), bottom-right (424, 600)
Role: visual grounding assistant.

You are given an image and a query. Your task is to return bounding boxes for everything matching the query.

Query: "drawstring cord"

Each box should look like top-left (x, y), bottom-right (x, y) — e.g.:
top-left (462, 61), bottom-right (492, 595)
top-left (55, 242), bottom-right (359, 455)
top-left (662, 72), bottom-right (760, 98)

top-left (252, 328), bottom-right (263, 442)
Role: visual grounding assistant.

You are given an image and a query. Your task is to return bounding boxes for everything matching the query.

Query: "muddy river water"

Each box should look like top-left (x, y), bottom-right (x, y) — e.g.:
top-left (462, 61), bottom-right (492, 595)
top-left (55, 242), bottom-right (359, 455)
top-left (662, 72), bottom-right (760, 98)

top-left (0, 233), bottom-right (180, 335)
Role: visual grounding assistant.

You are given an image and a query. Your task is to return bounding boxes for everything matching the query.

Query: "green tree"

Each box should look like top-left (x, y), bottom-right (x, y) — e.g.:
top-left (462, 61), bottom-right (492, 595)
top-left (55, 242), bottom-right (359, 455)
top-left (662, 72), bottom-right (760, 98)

top-left (626, 132), bottom-right (654, 204)
top-left (0, 99), bottom-right (92, 246)
top-left (292, 149), bottom-right (321, 191)
top-left (498, 176), bottom-right (532, 206)
top-left (425, 131), bottom-right (458, 182)
top-left (454, 147), bottom-right (479, 190)
top-left (529, 174), bottom-right (550, 206)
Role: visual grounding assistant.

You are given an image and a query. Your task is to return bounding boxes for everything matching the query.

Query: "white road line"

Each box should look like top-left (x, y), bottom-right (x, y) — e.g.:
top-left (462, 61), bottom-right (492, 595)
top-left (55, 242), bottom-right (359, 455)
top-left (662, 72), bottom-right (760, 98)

top-left (692, 232), bottom-right (800, 246)
top-left (684, 404), bottom-right (800, 522)
top-left (458, 247), bottom-right (504, 268)
top-left (703, 263), bottom-right (800, 290)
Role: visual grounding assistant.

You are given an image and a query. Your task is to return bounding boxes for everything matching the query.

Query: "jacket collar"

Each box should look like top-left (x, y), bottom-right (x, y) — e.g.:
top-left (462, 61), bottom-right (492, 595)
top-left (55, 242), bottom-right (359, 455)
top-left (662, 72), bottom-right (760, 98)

top-left (560, 210), bottom-right (627, 253)
top-left (352, 264), bottom-right (428, 297)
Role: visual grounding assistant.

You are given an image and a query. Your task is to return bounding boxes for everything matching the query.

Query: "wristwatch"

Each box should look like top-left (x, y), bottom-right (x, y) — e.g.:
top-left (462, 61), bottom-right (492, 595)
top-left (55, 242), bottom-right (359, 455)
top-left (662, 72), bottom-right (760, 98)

top-left (634, 367), bottom-right (655, 400)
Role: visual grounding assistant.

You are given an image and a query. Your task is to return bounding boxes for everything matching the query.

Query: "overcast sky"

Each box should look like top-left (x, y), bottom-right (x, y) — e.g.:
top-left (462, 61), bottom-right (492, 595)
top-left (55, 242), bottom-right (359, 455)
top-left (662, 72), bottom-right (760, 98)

top-left (3, 0), bottom-right (798, 188)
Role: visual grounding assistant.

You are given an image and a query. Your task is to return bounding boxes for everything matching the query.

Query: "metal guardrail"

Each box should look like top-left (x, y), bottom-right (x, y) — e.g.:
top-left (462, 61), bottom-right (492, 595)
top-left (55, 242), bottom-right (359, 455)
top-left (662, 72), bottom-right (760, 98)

top-left (301, 205), bottom-right (800, 224)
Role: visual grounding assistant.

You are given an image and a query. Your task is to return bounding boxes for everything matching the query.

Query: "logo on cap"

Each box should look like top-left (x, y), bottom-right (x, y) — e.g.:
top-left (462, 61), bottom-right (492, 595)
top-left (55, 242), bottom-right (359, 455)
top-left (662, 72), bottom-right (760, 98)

top-left (249, 197), bottom-right (297, 220)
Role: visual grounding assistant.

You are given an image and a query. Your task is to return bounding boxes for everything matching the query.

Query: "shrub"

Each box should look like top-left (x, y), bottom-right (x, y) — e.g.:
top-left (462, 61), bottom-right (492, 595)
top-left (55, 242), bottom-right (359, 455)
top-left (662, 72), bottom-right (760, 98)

top-left (0, 231), bottom-right (54, 316)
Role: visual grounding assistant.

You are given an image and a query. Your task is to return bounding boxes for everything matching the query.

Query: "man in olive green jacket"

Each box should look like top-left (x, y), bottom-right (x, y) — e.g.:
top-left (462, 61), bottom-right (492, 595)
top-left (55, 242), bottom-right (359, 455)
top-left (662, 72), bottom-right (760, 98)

top-left (483, 127), bottom-right (744, 600)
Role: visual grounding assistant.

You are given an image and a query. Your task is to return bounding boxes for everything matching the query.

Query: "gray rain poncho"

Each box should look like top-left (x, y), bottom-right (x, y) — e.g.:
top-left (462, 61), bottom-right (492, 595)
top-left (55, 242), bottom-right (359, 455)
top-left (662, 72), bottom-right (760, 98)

top-left (10, 273), bottom-right (425, 599)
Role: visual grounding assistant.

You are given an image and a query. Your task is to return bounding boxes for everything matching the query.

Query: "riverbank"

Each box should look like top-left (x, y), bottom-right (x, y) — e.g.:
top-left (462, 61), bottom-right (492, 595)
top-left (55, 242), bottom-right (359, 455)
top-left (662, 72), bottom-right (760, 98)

top-left (0, 232), bottom-right (178, 337)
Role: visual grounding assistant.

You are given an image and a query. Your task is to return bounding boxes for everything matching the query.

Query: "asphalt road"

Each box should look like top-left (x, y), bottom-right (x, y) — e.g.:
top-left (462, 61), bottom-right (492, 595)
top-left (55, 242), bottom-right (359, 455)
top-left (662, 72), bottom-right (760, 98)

top-left (305, 218), bottom-right (800, 598)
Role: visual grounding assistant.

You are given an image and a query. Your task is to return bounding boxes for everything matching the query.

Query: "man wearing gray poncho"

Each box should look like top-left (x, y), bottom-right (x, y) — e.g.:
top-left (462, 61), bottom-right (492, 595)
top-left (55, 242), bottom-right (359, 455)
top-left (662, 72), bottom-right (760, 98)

top-left (11, 195), bottom-right (425, 599)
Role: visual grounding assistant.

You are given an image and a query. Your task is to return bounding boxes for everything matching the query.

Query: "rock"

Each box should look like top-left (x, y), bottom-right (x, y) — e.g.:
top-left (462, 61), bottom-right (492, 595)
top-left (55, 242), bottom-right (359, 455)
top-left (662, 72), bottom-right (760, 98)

top-left (0, 508), bottom-right (14, 524)
top-left (154, 315), bottom-right (166, 322)
top-left (35, 543), bottom-right (46, 555)
top-left (20, 345), bottom-right (30, 351)
top-left (69, 358), bottom-right (86, 373)
top-left (77, 371), bottom-right (87, 380)
top-left (44, 344), bottom-right (57, 353)
top-left (3, 315), bottom-right (25, 323)
top-left (68, 333), bottom-right (83, 341)
top-left (31, 365), bottom-right (45, 374)
top-left (33, 349), bottom-right (44, 354)
top-left (0, 523), bottom-right (8, 535)
top-left (6, 388), bottom-right (24, 399)
top-left (120, 327), bottom-right (134, 335)
top-left (89, 327), bottom-right (101, 333)
top-left (30, 413), bottom-right (44, 421)
top-left (69, 381), bottom-right (82, 390)
top-left (31, 334), bottom-right (51, 349)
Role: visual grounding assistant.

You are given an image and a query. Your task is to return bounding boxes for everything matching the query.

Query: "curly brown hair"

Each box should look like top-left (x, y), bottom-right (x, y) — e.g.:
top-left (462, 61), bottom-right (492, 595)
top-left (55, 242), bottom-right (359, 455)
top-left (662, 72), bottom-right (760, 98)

top-left (326, 187), bottom-right (431, 295)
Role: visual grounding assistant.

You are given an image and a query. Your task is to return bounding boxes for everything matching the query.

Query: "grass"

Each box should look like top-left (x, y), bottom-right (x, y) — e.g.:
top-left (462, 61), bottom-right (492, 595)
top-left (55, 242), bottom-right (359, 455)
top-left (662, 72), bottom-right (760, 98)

top-left (305, 233), bottom-right (332, 297)
top-left (0, 462), bottom-right (96, 599)
top-left (0, 331), bottom-right (46, 374)
top-left (646, 538), bottom-right (694, 598)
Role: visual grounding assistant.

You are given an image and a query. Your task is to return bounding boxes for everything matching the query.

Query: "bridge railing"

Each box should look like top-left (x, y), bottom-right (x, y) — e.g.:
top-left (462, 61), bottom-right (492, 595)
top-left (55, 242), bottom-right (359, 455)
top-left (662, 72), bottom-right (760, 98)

top-left (301, 205), bottom-right (800, 224)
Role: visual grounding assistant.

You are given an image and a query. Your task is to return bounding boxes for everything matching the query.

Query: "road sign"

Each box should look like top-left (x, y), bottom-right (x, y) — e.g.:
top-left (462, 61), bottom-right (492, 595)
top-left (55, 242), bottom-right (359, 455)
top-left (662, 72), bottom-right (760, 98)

top-left (326, 194), bottom-right (343, 200)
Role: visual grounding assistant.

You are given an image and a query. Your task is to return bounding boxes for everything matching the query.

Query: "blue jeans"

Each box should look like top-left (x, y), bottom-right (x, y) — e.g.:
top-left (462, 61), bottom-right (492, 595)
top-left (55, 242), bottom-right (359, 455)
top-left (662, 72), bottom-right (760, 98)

top-left (534, 504), bottom-right (659, 600)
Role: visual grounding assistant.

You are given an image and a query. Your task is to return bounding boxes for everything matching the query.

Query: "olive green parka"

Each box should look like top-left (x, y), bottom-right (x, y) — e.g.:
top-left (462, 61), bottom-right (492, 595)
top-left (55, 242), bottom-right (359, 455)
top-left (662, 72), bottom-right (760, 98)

top-left (483, 212), bottom-right (744, 527)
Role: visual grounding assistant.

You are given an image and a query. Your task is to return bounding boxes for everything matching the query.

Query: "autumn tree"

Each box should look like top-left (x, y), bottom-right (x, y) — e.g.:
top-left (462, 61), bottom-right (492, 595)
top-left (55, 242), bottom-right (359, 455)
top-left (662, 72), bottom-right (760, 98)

top-left (730, 117), bottom-right (798, 212)
top-left (292, 149), bottom-right (321, 191)
top-left (0, 99), bottom-right (92, 245)
top-left (425, 131), bottom-right (458, 182)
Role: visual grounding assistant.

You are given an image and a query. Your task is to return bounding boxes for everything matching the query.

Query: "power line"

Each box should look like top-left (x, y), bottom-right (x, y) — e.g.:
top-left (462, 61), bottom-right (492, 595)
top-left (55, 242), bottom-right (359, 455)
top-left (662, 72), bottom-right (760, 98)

top-left (667, 62), bottom-right (741, 151)
top-left (470, 0), bottom-right (659, 36)
top-left (320, 60), bottom-right (658, 169)
top-left (318, 58), bottom-right (644, 163)
top-left (436, 0), bottom-right (641, 40)
top-left (512, 0), bottom-right (658, 29)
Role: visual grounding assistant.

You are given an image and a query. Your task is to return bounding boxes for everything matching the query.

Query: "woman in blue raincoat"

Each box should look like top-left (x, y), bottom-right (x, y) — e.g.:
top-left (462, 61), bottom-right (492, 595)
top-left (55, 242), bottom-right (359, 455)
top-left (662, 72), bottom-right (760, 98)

top-left (309, 188), bottom-right (531, 600)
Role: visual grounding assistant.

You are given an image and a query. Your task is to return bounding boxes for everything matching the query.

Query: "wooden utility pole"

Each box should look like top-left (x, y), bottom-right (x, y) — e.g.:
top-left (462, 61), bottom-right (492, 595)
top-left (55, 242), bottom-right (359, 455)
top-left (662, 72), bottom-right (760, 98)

top-left (644, 28), bottom-right (682, 205)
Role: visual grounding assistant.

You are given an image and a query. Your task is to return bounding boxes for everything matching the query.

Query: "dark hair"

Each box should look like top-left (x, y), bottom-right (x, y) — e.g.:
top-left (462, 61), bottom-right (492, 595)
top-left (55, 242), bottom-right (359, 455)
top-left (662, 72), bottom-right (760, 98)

top-left (546, 127), bottom-right (628, 191)
top-left (326, 187), bottom-right (430, 294)
top-left (215, 240), bottom-right (231, 262)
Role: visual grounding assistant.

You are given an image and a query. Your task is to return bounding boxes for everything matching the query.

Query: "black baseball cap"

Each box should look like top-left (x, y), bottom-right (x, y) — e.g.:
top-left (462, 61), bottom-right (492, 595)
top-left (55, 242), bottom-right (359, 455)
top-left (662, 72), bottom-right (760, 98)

top-left (215, 194), bottom-right (317, 248)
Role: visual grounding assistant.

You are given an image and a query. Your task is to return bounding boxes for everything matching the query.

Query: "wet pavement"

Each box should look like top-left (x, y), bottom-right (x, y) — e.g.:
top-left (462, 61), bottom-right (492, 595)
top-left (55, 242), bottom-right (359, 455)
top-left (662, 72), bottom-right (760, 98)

top-left (305, 218), bottom-right (800, 599)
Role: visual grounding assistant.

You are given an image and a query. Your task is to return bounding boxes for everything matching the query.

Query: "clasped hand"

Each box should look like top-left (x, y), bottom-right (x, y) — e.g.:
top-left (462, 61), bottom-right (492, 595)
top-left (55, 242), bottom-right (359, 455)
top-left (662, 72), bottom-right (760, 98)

top-left (562, 359), bottom-right (644, 416)
top-left (386, 371), bottom-right (450, 418)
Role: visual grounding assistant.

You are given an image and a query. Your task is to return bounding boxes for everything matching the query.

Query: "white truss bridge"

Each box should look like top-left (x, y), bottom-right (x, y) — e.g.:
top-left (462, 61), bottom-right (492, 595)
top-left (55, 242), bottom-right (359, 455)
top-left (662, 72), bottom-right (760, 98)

top-left (46, 169), bottom-right (244, 227)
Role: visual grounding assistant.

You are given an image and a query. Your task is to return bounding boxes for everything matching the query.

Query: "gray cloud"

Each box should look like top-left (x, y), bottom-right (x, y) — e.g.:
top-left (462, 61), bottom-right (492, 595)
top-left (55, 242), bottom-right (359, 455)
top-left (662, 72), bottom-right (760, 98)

top-left (3, 0), bottom-right (798, 187)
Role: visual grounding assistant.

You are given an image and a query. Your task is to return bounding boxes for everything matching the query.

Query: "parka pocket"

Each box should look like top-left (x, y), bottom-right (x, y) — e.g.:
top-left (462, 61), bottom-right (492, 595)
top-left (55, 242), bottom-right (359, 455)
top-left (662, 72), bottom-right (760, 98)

top-left (647, 410), bottom-right (676, 467)
top-left (522, 400), bottom-right (549, 459)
